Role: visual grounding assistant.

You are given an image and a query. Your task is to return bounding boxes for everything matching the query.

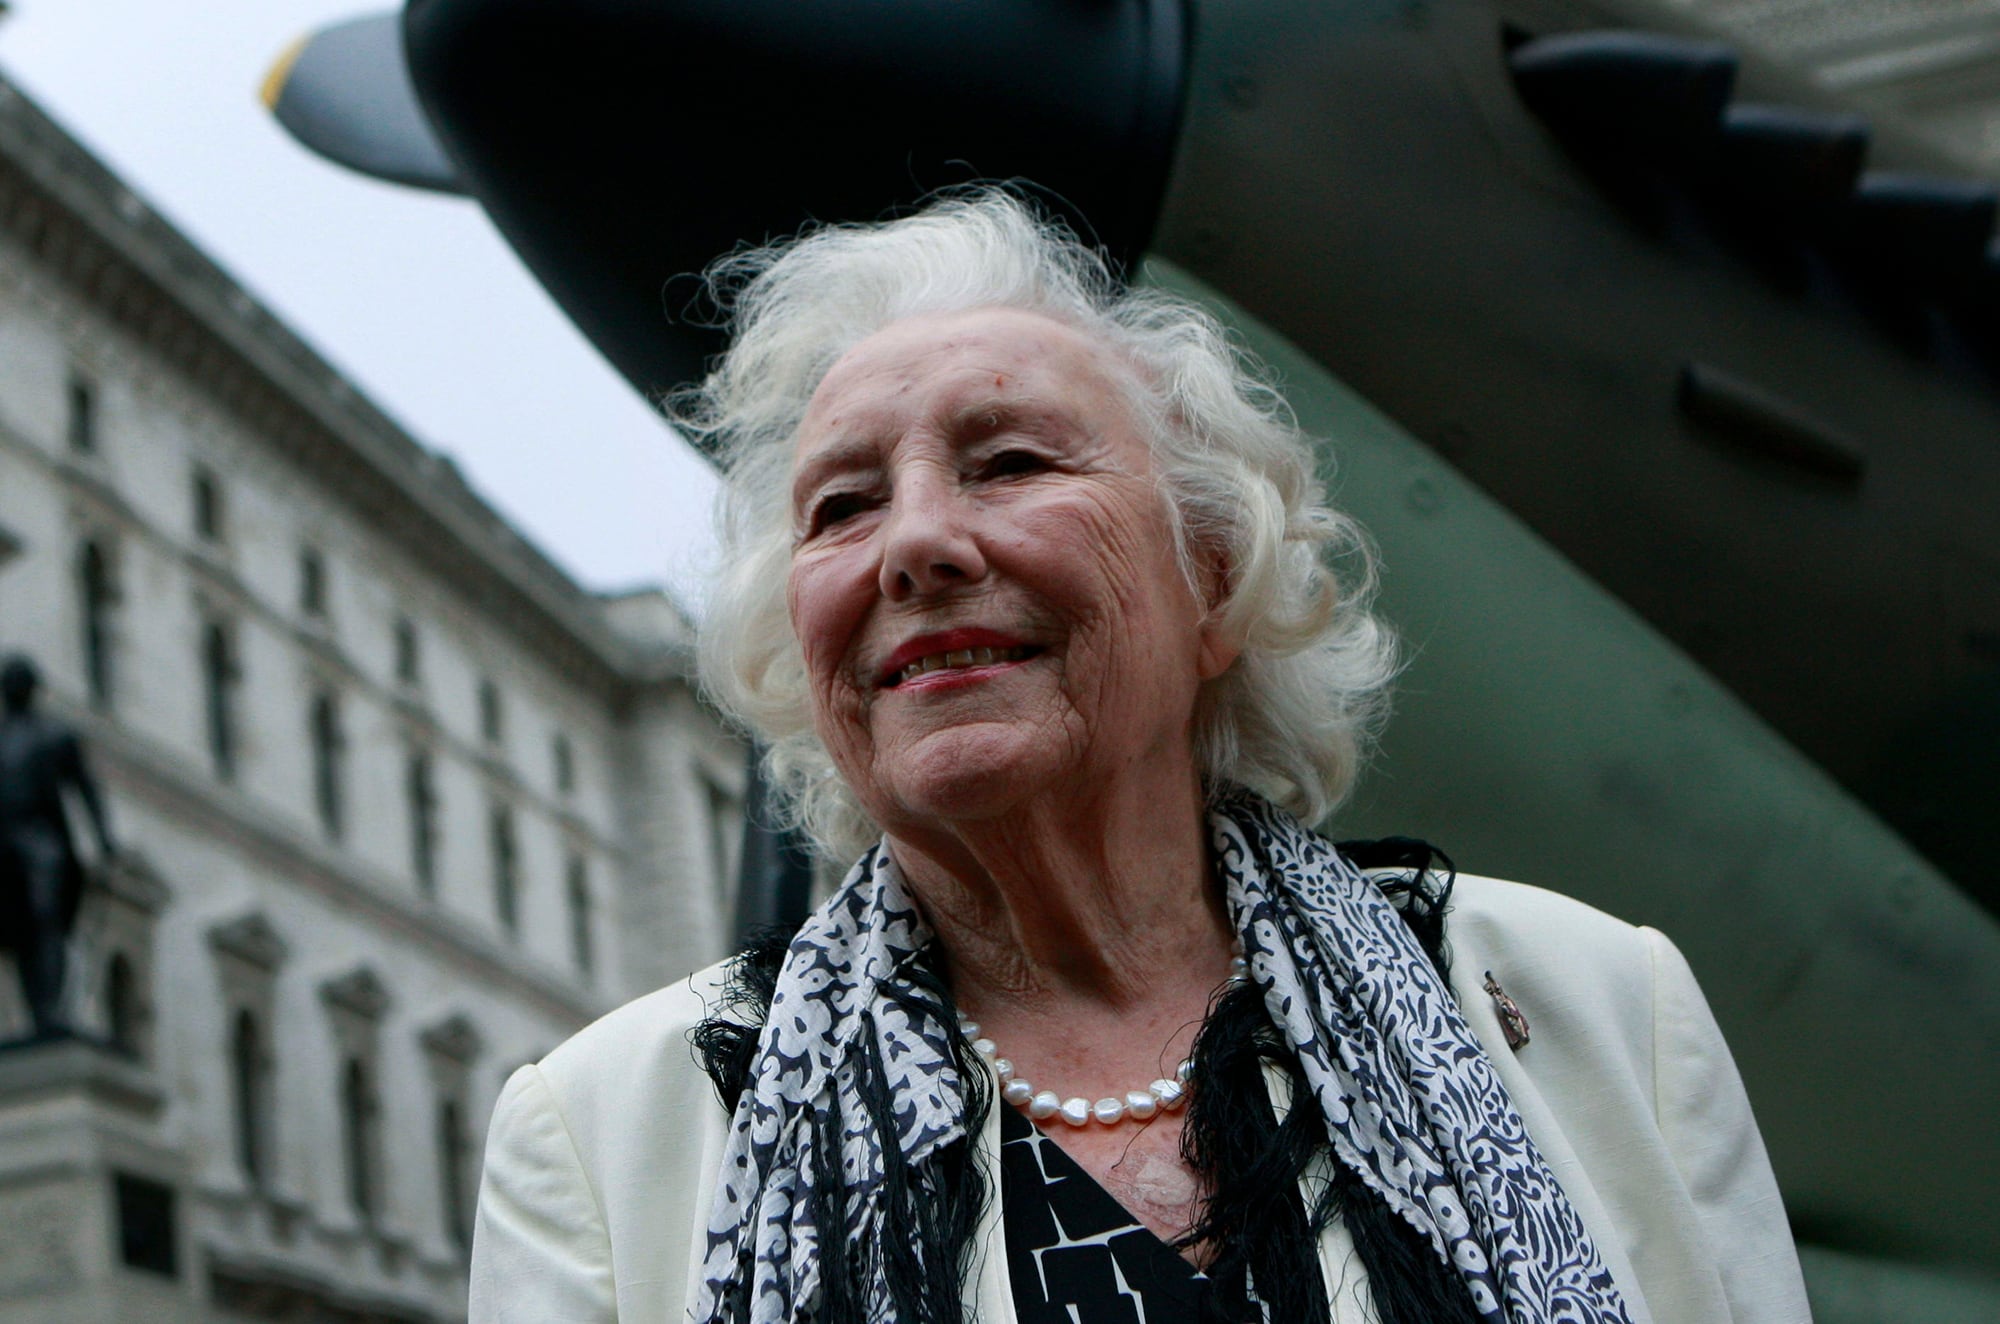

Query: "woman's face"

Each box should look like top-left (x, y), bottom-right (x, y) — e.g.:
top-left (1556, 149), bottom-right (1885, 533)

top-left (787, 307), bottom-right (1237, 837)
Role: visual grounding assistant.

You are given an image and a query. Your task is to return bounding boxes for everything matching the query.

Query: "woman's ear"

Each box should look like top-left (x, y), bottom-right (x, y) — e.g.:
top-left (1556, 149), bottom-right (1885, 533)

top-left (1193, 543), bottom-right (1244, 681)
top-left (1197, 618), bottom-right (1243, 681)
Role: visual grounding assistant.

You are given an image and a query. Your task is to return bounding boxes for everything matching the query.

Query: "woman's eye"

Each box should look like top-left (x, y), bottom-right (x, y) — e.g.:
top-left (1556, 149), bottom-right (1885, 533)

top-left (809, 491), bottom-right (874, 532)
top-left (982, 449), bottom-right (1046, 479)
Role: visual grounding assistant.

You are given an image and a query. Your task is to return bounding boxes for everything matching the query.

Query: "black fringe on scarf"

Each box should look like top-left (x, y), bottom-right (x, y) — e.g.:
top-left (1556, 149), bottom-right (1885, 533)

top-left (1181, 836), bottom-right (1484, 1324)
top-left (692, 930), bottom-right (989, 1324)
top-left (694, 838), bottom-right (1481, 1324)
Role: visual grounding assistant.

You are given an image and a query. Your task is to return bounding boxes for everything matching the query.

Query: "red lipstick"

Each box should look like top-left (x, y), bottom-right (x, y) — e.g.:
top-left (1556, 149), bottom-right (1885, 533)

top-left (879, 628), bottom-right (1034, 687)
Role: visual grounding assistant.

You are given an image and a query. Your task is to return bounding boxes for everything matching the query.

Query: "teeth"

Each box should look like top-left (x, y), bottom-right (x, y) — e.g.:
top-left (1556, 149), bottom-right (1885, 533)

top-left (897, 645), bottom-right (1030, 684)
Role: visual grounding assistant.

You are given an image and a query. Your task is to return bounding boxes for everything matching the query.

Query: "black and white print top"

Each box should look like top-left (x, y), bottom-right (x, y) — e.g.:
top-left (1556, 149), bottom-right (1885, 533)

top-left (999, 1105), bottom-right (1264, 1324)
top-left (695, 787), bottom-right (1635, 1324)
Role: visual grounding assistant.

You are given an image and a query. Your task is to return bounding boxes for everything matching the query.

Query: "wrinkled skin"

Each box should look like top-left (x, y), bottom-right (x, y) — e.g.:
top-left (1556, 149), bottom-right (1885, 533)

top-left (787, 307), bottom-right (1236, 845)
top-left (786, 308), bottom-right (1244, 1255)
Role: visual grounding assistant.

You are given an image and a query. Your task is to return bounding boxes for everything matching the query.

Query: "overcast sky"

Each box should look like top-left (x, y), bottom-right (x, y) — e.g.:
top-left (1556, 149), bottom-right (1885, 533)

top-left (0, 1), bottom-right (721, 604)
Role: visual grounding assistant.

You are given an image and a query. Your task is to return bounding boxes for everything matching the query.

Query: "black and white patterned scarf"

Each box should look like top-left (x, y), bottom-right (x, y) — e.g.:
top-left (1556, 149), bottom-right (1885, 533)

top-left (694, 788), bottom-right (1634, 1323)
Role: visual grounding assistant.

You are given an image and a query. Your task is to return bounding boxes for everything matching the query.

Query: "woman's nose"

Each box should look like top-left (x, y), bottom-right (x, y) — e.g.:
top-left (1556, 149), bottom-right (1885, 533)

top-left (878, 477), bottom-right (987, 600)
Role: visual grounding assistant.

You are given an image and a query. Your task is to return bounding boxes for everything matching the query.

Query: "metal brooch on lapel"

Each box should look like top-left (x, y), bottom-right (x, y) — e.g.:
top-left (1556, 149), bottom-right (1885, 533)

top-left (1483, 971), bottom-right (1531, 1049)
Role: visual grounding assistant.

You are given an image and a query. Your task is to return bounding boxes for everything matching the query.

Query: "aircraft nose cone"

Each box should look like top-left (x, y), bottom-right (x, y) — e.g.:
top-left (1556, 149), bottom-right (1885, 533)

top-left (400, 0), bottom-right (1189, 406)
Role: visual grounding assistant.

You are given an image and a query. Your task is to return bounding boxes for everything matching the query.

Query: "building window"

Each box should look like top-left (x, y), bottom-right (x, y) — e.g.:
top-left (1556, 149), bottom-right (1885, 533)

top-left (419, 1013), bottom-right (483, 1258)
top-left (105, 951), bottom-right (140, 1056)
top-left (437, 1098), bottom-right (471, 1255)
top-left (78, 539), bottom-right (117, 708)
top-left (202, 619), bottom-right (239, 781)
top-left (114, 1174), bottom-right (179, 1279)
top-left (232, 1009), bottom-right (269, 1188)
top-left (407, 751), bottom-right (437, 895)
top-left (192, 465), bottom-right (224, 543)
top-left (320, 967), bottom-right (390, 1228)
top-left (299, 547), bottom-right (326, 618)
top-left (211, 914), bottom-right (288, 1191)
top-left (552, 733), bottom-right (574, 796)
top-left (478, 678), bottom-right (503, 745)
top-left (567, 854), bottom-right (592, 976)
top-left (394, 616), bottom-right (420, 685)
top-left (341, 1056), bottom-right (381, 1222)
top-left (310, 689), bottom-right (344, 840)
top-left (490, 805), bottom-right (518, 936)
top-left (67, 368), bottom-right (96, 453)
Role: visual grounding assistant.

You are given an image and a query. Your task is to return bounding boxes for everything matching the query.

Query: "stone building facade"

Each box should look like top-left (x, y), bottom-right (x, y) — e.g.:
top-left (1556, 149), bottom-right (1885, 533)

top-left (0, 70), bottom-right (744, 1322)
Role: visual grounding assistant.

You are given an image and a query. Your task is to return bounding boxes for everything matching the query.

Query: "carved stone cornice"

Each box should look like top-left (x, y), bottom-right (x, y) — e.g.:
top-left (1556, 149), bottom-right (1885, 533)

top-left (319, 966), bottom-right (392, 1021)
top-left (419, 1013), bottom-right (483, 1066)
top-left (389, 684), bottom-right (434, 729)
top-left (208, 912), bottom-right (289, 972)
top-left (293, 615), bottom-right (343, 670)
top-left (187, 553), bottom-right (254, 617)
top-left (53, 454), bottom-right (141, 532)
top-left (92, 850), bottom-right (171, 914)
top-left (0, 1035), bottom-right (166, 1117)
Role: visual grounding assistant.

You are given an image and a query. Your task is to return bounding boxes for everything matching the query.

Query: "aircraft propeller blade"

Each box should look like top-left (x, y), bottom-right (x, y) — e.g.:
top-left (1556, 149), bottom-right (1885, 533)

top-left (263, 11), bottom-right (465, 195)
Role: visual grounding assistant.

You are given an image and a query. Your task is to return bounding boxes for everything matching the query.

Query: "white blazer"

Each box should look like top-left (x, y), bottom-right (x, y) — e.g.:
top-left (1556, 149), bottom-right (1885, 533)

top-left (469, 875), bottom-right (1811, 1322)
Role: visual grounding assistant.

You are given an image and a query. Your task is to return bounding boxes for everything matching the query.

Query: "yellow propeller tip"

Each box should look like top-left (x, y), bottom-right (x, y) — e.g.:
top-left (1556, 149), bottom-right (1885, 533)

top-left (259, 34), bottom-right (310, 113)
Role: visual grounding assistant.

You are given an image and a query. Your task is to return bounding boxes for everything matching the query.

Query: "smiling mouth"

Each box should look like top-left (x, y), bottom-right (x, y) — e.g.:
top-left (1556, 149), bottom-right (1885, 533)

top-left (888, 645), bottom-right (1040, 687)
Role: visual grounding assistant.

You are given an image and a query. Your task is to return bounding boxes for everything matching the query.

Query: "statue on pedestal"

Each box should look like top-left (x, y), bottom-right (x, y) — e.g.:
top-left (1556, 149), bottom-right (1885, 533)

top-left (0, 655), bottom-right (115, 1041)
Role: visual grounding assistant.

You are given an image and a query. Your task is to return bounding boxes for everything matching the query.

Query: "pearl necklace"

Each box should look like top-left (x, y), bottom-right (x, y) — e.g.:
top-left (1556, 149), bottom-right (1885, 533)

top-left (957, 945), bottom-right (1249, 1128)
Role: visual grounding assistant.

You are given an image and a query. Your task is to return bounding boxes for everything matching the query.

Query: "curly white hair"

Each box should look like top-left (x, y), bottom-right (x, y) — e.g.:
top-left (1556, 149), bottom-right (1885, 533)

top-left (673, 189), bottom-right (1398, 860)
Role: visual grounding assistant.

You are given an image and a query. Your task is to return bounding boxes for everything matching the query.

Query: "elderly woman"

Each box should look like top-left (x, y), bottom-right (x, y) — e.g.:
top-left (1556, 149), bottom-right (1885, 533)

top-left (469, 192), bottom-right (1809, 1323)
